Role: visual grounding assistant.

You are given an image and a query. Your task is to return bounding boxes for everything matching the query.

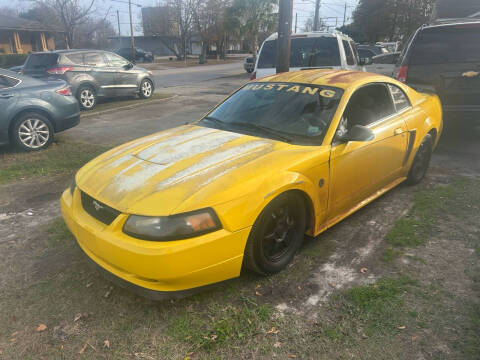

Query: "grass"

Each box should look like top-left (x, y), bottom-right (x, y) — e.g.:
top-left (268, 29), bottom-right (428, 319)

top-left (87, 93), bottom-right (173, 114)
top-left (46, 218), bottom-right (75, 247)
top-left (0, 141), bottom-right (108, 184)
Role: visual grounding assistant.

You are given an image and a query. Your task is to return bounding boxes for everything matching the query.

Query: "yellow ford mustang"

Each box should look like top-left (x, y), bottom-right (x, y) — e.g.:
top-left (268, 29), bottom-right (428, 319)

top-left (61, 70), bottom-right (442, 298)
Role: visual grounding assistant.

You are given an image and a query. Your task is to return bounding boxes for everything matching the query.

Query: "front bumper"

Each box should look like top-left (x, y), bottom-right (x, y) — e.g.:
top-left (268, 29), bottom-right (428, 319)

top-left (60, 188), bottom-right (250, 296)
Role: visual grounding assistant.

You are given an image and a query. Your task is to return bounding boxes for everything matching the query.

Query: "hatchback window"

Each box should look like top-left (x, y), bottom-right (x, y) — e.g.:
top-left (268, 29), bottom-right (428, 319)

top-left (410, 25), bottom-right (480, 64)
top-left (257, 37), bottom-right (341, 69)
top-left (59, 53), bottom-right (84, 65)
top-left (84, 52), bottom-right (106, 67)
top-left (0, 75), bottom-right (20, 89)
top-left (200, 82), bottom-right (343, 145)
top-left (25, 53), bottom-right (58, 69)
top-left (388, 84), bottom-right (410, 112)
top-left (343, 84), bottom-right (395, 128)
top-left (343, 40), bottom-right (355, 65)
top-left (105, 52), bottom-right (129, 67)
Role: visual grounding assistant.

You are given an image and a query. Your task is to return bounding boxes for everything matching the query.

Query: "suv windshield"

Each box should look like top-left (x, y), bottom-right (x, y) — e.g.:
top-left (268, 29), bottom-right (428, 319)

top-left (257, 37), bottom-right (341, 68)
top-left (199, 82), bottom-right (343, 145)
top-left (25, 53), bottom-right (59, 69)
top-left (410, 24), bottom-right (480, 65)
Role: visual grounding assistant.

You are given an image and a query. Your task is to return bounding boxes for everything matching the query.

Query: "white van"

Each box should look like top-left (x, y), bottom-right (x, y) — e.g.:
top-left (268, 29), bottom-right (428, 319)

top-left (252, 31), bottom-right (365, 79)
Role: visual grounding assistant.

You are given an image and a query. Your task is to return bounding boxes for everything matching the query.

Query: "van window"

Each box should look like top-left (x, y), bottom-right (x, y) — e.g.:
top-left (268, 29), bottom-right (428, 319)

top-left (342, 40), bottom-right (355, 65)
top-left (257, 37), bottom-right (341, 69)
top-left (410, 25), bottom-right (480, 65)
top-left (24, 53), bottom-right (59, 69)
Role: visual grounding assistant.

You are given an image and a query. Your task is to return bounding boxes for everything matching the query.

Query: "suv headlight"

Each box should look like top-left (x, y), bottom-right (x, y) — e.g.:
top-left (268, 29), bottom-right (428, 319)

top-left (123, 208), bottom-right (222, 241)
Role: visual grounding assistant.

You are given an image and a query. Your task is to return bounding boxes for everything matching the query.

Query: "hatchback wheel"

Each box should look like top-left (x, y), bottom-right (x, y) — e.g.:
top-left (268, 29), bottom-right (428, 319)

top-left (244, 193), bottom-right (306, 275)
top-left (78, 85), bottom-right (97, 110)
top-left (139, 79), bottom-right (153, 99)
top-left (407, 134), bottom-right (433, 185)
top-left (12, 112), bottom-right (53, 151)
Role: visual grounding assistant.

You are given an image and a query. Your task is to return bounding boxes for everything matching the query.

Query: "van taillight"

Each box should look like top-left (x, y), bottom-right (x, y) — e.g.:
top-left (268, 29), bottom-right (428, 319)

top-left (397, 65), bottom-right (408, 83)
top-left (250, 71), bottom-right (256, 80)
top-left (47, 66), bottom-right (73, 75)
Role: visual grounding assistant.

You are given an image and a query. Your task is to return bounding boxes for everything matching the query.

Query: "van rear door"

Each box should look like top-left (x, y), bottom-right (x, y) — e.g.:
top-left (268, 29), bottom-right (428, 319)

top-left (406, 23), bottom-right (480, 111)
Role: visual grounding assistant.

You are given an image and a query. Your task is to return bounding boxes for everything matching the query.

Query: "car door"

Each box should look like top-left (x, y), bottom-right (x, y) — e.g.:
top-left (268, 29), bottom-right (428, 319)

top-left (327, 83), bottom-right (408, 222)
top-left (103, 52), bottom-right (138, 97)
top-left (83, 51), bottom-right (116, 97)
top-left (0, 74), bottom-right (20, 143)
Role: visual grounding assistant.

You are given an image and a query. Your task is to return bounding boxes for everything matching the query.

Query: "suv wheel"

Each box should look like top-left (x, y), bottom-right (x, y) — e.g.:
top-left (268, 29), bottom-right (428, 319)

top-left (139, 79), bottom-right (153, 99)
top-left (12, 112), bottom-right (53, 151)
top-left (78, 85), bottom-right (97, 110)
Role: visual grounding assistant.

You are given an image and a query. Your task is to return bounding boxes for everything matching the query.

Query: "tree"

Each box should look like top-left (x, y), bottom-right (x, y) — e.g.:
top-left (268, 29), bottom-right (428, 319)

top-left (226, 0), bottom-right (277, 56)
top-left (29, 0), bottom-right (98, 48)
top-left (351, 0), bottom-right (435, 43)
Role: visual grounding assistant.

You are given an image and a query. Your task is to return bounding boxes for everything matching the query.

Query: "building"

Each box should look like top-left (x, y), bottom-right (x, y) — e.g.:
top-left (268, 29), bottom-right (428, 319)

top-left (0, 14), bottom-right (61, 54)
top-left (433, 0), bottom-right (480, 19)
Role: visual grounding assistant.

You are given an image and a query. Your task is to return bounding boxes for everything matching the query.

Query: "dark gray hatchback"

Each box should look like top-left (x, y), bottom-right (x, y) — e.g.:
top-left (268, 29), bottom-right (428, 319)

top-left (23, 50), bottom-right (155, 110)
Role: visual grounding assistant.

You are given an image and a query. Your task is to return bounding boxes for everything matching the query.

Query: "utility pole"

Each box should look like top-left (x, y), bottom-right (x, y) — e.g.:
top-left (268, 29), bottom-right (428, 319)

top-left (128, 0), bottom-right (135, 63)
top-left (276, 0), bottom-right (293, 73)
top-left (343, 3), bottom-right (347, 26)
top-left (295, 12), bottom-right (297, 33)
top-left (313, 0), bottom-right (321, 31)
top-left (117, 10), bottom-right (122, 48)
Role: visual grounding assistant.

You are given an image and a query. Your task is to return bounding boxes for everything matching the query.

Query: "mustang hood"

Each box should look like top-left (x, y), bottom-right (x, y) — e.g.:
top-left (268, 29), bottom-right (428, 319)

top-left (77, 125), bottom-right (289, 215)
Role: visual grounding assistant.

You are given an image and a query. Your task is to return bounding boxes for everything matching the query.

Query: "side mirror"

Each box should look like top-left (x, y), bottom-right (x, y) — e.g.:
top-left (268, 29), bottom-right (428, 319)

top-left (341, 125), bottom-right (375, 142)
top-left (124, 62), bottom-right (134, 70)
top-left (359, 57), bottom-right (373, 66)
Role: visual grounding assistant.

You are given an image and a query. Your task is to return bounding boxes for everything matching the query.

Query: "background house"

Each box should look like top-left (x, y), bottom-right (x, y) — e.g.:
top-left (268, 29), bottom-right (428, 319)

top-left (0, 14), bottom-right (62, 54)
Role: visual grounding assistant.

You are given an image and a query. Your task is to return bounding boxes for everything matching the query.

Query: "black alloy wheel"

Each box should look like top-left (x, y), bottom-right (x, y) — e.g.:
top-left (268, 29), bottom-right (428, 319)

top-left (244, 193), bottom-right (306, 275)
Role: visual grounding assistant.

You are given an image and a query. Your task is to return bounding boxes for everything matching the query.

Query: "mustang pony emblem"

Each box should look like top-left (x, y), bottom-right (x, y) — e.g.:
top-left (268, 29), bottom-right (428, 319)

top-left (462, 71), bottom-right (479, 78)
top-left (92, 200), bottom-right (104, 211)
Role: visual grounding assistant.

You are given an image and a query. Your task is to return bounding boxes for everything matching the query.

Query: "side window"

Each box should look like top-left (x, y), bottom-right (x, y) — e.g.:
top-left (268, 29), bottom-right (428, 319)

top-left (104, 52), bottom-right (129, 67)
top-left (59, 53), bottom-right (84, 65)
top-left (388, 84), bottom-right (411, 112)
top-left (84, 52), bottom-right (106, 67)
top-left (343, 84), bottom-right (395, 129)
top-left (350, 41), bottom-right (359, 63)
top-left (342, 40), bottom-right (355, 65)
top-left (0, 75), bottom-right (20, 89)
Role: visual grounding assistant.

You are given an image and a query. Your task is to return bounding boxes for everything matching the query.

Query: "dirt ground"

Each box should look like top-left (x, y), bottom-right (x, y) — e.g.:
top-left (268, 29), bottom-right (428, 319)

top-left (0, 95), bottom-right (479, 358)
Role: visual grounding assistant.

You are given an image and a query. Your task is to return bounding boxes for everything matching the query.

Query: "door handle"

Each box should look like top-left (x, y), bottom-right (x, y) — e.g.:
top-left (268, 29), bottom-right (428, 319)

top-left (0, 93), bottom-right (13, 99)
top-left (394, 128), bottom-right (403, 135)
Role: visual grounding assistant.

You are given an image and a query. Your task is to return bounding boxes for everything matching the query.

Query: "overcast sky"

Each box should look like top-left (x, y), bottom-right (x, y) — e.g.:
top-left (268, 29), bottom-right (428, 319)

top-left (0, 0), bottom-right (359, 36)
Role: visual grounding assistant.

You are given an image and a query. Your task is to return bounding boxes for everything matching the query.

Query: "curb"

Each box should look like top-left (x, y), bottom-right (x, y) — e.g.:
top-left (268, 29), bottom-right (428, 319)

top-left (80, 94), bottom-right (178, 119)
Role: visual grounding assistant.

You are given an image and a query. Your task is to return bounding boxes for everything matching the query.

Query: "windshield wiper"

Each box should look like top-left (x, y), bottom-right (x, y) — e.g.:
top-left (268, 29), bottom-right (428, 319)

top-left (228, 122), bottom-right (293, 143)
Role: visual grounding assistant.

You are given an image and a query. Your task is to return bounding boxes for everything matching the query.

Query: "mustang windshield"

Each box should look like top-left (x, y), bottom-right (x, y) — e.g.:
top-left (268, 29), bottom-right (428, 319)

top-left (200, 82), bottom-right (343, 145)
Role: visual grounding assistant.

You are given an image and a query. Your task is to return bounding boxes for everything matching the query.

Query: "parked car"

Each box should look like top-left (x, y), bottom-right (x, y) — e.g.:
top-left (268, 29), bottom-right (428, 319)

top-left (244, 55), bottom-right (255, 73)
top-left (365, 52), bottom-right (401, 76)
top-left (23, 50), bottom-right (155, 110)
top-left (252, 31), bottom-right (365, 79)
top-left (0, 69), bottom-right (79, 151)
top-left (396, 18), bottom-right (480, 113)
top-left (357, 44), bottom-right (388, 61)
top-left (61, 69), bottom-right (442, 299)
top-left (114, 47), bottom-right (153, 63)
top-left (376, 41), bottom-right (401, 53)
top-left (8, 65), bottom-right (24, 73)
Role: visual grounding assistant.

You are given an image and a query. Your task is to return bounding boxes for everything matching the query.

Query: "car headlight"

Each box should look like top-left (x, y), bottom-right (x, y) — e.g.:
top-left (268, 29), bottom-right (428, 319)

top-left (123, 208), bottom-right (222, 241)
top-left (70, 175), bottom-right (77, 195)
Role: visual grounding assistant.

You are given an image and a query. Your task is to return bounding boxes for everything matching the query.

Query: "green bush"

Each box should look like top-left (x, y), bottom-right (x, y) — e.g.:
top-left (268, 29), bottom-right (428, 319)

top-left (0, 54), bottom-right (28, 68)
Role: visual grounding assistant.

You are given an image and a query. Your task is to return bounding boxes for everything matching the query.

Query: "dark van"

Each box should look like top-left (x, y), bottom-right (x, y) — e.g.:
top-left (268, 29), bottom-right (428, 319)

top-left (396, 19), bottom-right (480, 113)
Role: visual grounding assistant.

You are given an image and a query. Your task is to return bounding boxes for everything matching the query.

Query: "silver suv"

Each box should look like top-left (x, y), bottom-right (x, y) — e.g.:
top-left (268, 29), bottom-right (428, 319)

top-left (23, 50), bottom-right (155, 110)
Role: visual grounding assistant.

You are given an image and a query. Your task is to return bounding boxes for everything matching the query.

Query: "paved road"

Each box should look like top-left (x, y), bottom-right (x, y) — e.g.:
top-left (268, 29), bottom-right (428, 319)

top-left (152, 62), bottom-right (245, 88)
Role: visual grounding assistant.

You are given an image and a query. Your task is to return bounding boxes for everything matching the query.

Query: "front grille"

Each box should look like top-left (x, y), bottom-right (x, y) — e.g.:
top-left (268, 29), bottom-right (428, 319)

top-left (81, 191), bottom-right (120, 225)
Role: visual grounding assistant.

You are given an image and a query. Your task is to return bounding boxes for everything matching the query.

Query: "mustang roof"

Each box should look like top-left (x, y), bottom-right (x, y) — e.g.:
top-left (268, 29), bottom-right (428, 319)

top-left (258, 69), bottom-right (390, 90)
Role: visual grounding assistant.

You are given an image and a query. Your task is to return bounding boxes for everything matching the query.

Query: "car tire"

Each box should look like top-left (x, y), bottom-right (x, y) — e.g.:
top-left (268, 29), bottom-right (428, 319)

top-left (244, 193), bottom-right (306, 275)
top-left (406, 133), bottom-right (433, 185)
top-left (12, 112), bottom-right (54, 151)
top-left (77, 85), bottom-right (97, 110)
top-left (139, 79), bottom-right (154, 99)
